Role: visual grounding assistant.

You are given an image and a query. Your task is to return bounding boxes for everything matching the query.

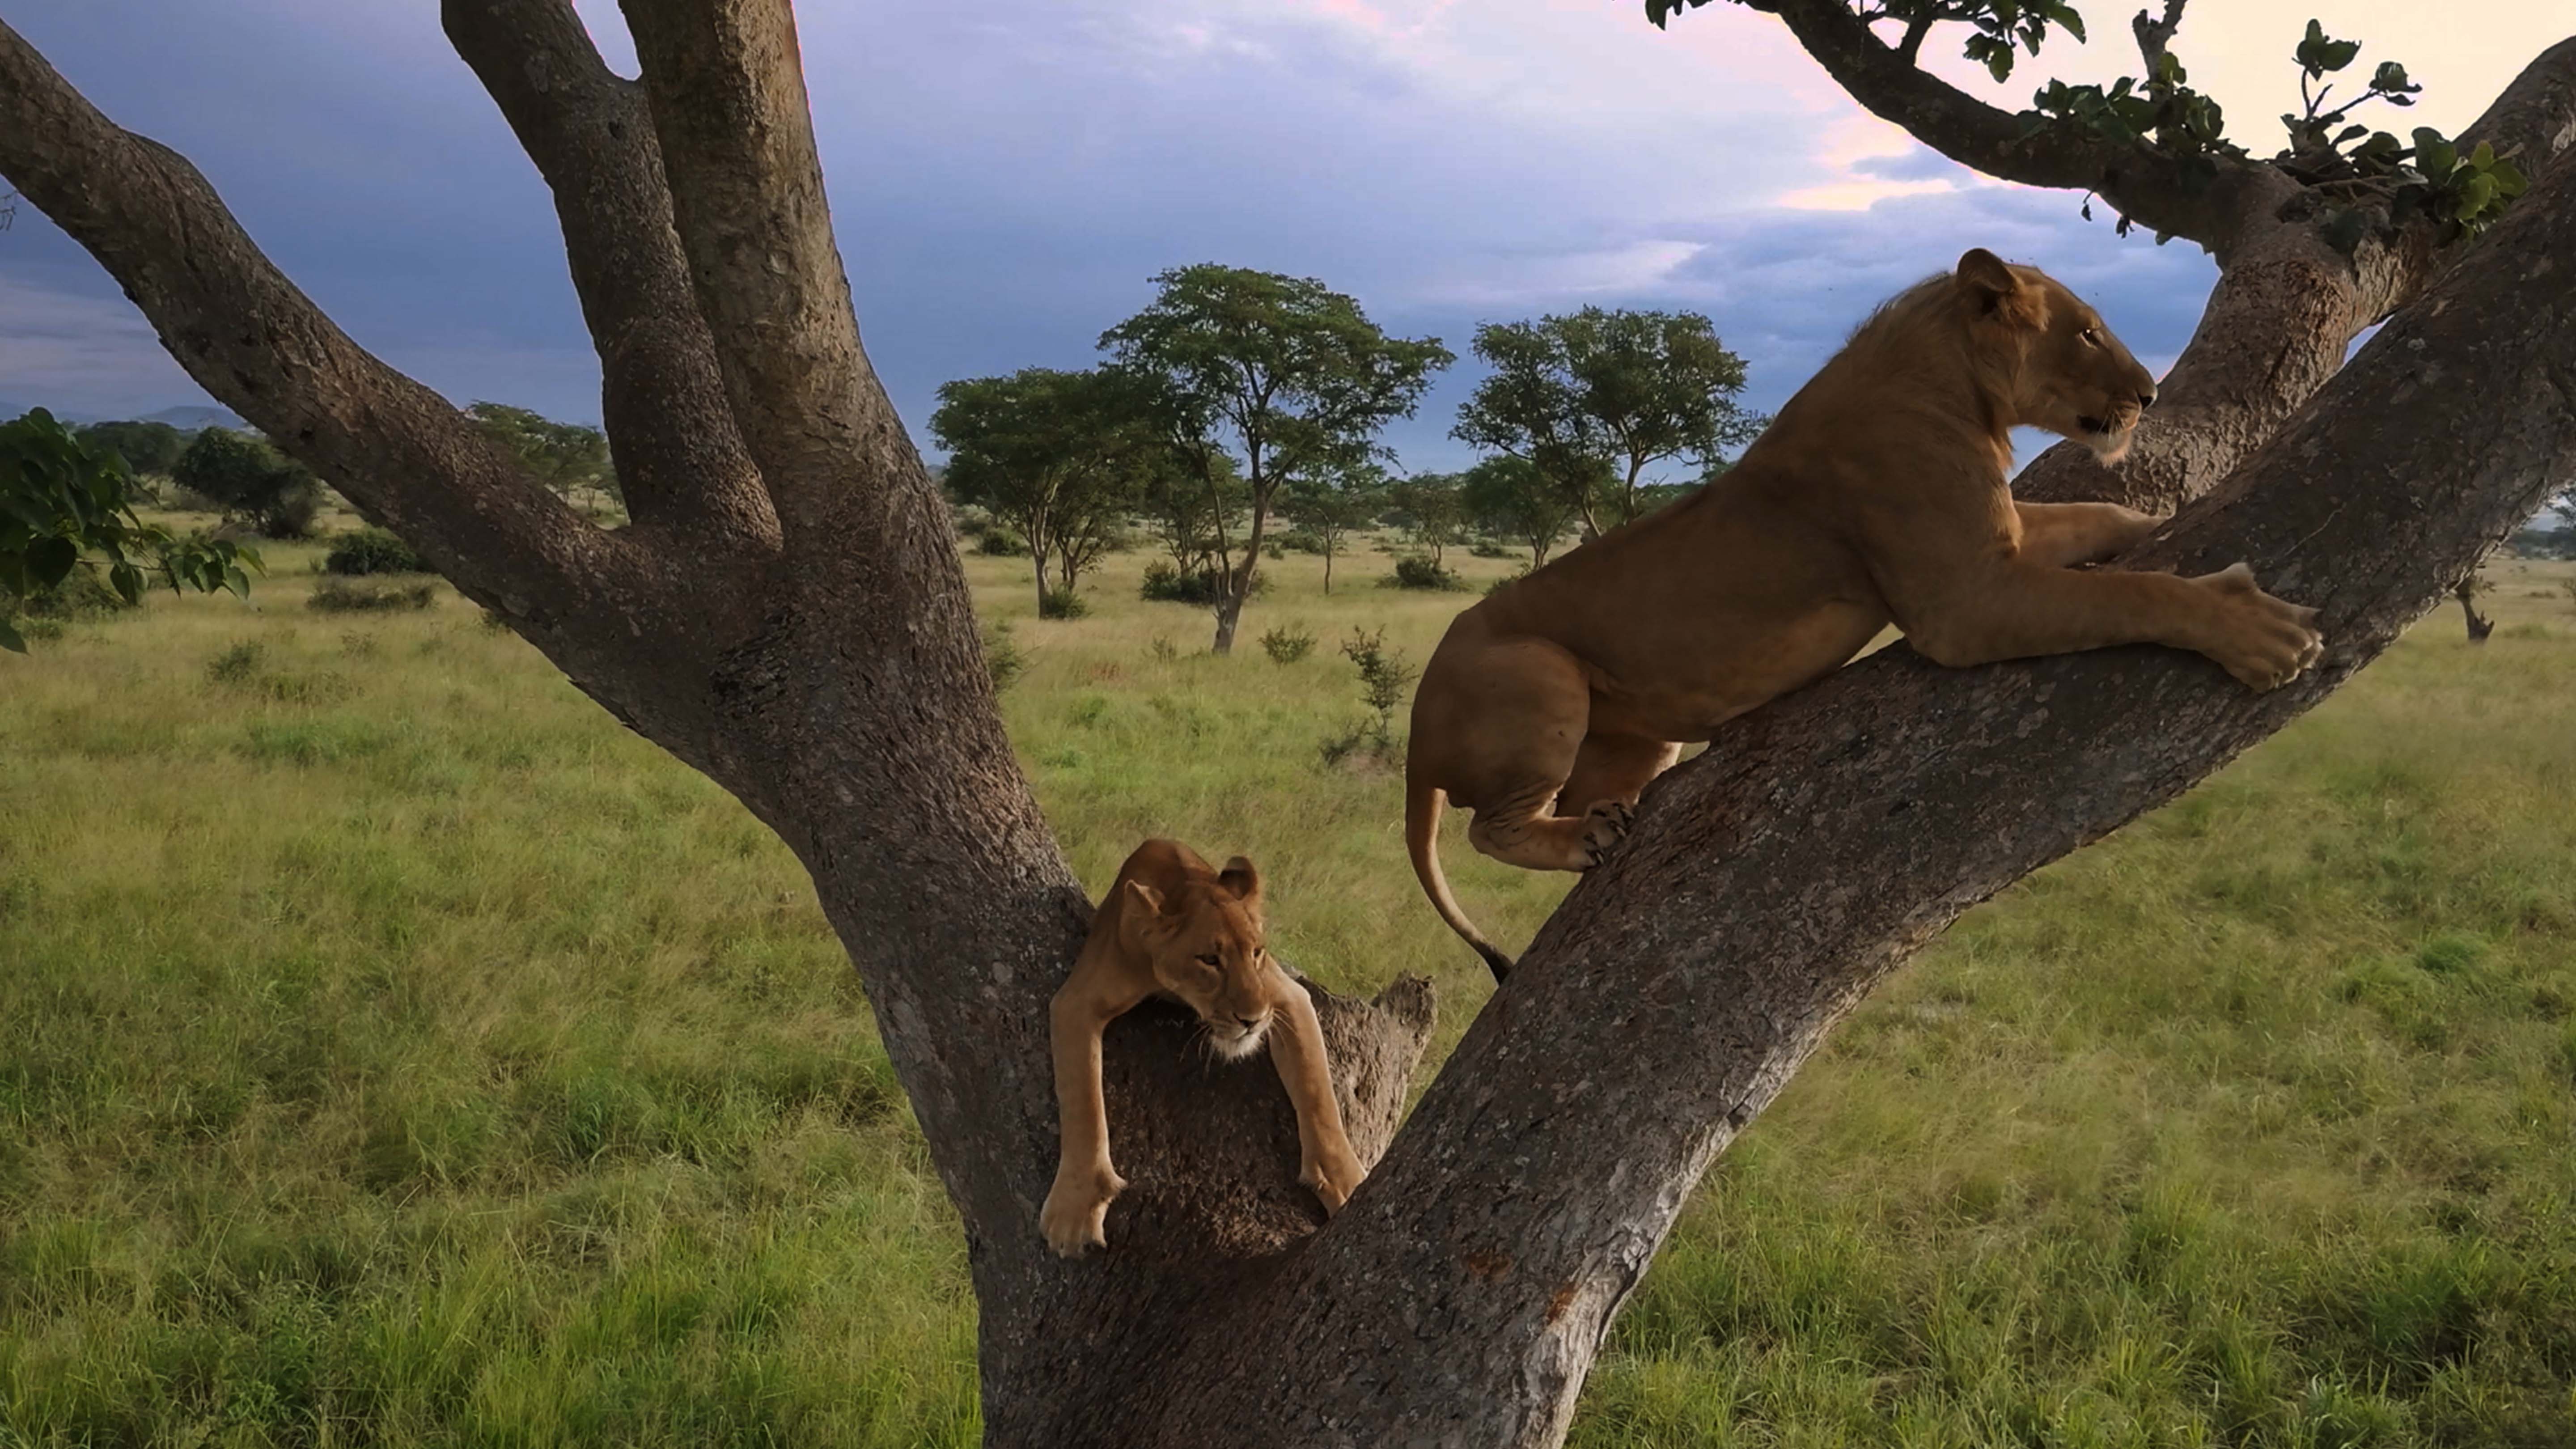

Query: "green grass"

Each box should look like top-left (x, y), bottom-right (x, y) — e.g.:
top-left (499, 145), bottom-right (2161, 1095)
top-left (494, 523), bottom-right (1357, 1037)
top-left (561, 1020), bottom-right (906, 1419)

top-left (4, 526), bottom-right (2575, 1446)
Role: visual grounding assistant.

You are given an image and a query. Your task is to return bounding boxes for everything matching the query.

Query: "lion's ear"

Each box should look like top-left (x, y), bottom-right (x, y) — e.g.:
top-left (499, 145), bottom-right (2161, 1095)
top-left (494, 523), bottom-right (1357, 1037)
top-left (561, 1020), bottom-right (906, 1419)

top-left (1955, 247), bottom-right (2040, 327)
top-left (1217, 856), bottom-right (1262, 907)
top-left (1123, 879), bottom-right (1167, 918)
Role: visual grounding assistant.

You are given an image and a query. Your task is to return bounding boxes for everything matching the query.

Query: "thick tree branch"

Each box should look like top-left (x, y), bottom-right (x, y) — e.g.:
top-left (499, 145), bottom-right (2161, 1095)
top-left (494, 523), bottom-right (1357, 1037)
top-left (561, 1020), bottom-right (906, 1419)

top-left (1175, 121), bottom-right (2576, 1449)
top-left (0, 17), bottom-right (633, 633)
top-left (443, 0), bottom-right (779, 556)
top-left (1749, 0), bottom-right (2253, 248)
top-left (618, 0), bottom-right (911, 548)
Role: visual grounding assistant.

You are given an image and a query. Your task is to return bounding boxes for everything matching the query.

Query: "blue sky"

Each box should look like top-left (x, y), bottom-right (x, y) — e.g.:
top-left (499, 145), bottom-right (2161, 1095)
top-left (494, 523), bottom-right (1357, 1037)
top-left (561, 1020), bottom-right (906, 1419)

top-left (2, 1), bottom-right (2563, 475)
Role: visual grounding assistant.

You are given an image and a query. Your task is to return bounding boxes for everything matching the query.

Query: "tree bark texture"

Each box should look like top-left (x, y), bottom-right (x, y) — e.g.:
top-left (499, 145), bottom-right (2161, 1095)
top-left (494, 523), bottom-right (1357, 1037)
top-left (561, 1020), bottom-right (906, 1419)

top-left (3, 4), bottom-right (2573, 1445)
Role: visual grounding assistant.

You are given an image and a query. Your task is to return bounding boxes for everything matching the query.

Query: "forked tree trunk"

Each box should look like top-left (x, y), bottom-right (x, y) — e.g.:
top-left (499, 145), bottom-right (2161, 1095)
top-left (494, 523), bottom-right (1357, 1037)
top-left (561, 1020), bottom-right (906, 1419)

top-left (2456, 578), bottom-right (2497, 643)
top-left (4, 6), bottom-right (2573, 1445)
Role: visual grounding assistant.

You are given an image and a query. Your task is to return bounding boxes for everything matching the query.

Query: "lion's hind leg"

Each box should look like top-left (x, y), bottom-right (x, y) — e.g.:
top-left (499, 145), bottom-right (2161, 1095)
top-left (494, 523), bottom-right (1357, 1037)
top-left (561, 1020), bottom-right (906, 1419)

top-left (1552, 732), bottom-right (1682, 865)
top-left (1437, 634), bottom-right (1600, 874)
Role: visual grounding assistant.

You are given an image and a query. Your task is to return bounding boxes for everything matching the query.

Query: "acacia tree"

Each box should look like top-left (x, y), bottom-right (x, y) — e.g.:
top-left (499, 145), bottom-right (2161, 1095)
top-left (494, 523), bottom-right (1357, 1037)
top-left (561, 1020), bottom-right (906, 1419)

top-left (1455, 305), bottom-right (1762, 537)
top-left (1102, 264), bottom-right (1450, 652)
top-left (1462, 452), bottom-right (1584, 569)
top-left (467, 401), bottom-right (619, 510)
top-left (1280, 459), bottom-right (1385, 594)
top-left (2, 3), bottom-right (2572, 1445)
top-left (931, 367), bottom-right (1157, 612)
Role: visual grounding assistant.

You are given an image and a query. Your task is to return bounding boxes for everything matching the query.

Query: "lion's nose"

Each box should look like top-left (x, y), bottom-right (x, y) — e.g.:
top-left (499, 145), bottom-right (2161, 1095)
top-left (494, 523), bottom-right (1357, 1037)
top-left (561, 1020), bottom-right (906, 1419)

top-left (1234, 1014), bottom-right (1263, 1031)
top-left (2138, 387), bottom-right (2159, 411)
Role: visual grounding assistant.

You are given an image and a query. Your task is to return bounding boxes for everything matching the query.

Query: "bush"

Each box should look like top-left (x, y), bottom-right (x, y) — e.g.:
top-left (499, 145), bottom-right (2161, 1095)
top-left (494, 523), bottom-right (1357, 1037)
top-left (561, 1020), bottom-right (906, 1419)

top-left (205, 641), bottom-right (267, 685)
top-left (1275, 528), bottom-right (1328, 555)
top-left (1142, 562), bottom-right (1226, 605)
top-left (1321, 626), bottom-right (1419, 768)
top-left (1486, 566), bottom-right (1532, 597)
top-left (258, 484), bottom-right (324, 540)
top-left (324, 527), bottom-right (430, 576)
top-left (1469, 540), bottom-right (1516, 559)
top-left (1038, 589), bottom-right (1089, 620)
top-left (1260, 624), bottom-right (1316, 664)
top-left (308, 577), bottom-right (437, 613)
top-left (1384, 556), bottom-right (1466, 591)
top-left (982, 620), bottom-right (1026, 691)
top-left (977, 527), bottom-right (1029, 557)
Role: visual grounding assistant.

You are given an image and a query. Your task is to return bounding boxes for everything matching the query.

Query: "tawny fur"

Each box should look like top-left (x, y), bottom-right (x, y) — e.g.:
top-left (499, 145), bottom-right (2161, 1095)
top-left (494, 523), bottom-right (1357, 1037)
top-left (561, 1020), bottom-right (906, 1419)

top-left (1407, 248), bottom-right (2325, 978)
top-left (1041, 839), bottom-right (1366, 1256)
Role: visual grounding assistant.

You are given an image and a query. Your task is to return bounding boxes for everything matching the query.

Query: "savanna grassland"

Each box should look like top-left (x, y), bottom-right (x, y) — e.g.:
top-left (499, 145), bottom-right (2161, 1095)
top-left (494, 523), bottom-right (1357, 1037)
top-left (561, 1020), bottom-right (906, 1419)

top-left (5, 521), bottom-right (2576, 1448)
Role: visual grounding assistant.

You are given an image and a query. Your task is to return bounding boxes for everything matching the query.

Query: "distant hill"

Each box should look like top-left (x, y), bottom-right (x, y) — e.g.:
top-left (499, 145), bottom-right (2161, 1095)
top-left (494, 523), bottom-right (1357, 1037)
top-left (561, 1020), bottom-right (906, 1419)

top-left (0, 400), bottom-right (246, 431)
top-left (140, 405), bottom-right (247, 432)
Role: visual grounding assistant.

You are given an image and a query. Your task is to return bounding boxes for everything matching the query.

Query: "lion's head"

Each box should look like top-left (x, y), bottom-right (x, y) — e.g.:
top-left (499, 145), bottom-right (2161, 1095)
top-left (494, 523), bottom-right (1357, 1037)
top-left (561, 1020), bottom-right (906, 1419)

top-left (1120, 856), bottom-right (1275, 1059)
top-left (1955, 247), bottom-right (2160, 466)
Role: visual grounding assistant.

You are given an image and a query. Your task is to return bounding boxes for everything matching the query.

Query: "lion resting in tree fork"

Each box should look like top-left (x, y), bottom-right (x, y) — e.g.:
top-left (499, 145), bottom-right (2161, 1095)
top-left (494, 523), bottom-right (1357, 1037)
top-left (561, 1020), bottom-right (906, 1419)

top-left (1407, 249), bottom-right (2326, 980)
top-left (1042, 839), bottom-right (1365, 1255)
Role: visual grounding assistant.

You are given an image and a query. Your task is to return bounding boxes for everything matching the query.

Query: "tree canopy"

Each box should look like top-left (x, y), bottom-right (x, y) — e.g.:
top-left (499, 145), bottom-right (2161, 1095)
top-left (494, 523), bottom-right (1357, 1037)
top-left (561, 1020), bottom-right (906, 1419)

top-left (1102, 263), bottom-right (1450, 650)
top-left (1454, 306), bottom-right (1760, 536)
top-left (171, 426), bottom-right (323, 539)
top-left (932, 366), bottom-right (1162, 610)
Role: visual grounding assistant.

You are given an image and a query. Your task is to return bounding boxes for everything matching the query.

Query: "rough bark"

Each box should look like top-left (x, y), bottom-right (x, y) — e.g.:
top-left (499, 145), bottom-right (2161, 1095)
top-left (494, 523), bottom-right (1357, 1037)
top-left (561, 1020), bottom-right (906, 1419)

top-left (4, 6), bottom-right (2574, 1447)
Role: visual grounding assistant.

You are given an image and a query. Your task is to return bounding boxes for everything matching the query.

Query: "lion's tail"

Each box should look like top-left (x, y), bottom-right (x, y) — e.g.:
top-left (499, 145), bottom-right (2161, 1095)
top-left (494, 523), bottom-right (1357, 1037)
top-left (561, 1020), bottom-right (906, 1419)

top-left (1407, 766), bottom-right (1512, 982)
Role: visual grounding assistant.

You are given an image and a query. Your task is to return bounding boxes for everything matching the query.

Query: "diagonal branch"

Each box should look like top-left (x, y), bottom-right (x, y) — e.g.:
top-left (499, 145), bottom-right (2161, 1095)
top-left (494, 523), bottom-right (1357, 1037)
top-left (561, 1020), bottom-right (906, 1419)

top-left (1747, 0), bottom-right (2255, 249)
top-left (617, 0), bottom-right (918, 548)
top-left (0, 17), bottom-right (633, 635)
top-left (443, 0), bottom-right (779, 555)
top-left (1201, 117), bottom-right (2576, 1449)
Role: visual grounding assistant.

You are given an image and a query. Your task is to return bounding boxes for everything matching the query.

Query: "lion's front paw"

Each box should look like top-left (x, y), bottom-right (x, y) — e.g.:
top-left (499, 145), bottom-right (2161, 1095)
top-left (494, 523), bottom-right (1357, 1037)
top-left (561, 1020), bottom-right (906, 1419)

top-left (1041, 1164), bottom-right (1126, 1257)
top-left (2193, 562), bottom-right (2325, 691)
top-left (1301, 1142), bottom-right (1367, 1216)
top-left (1579, 800), bottom-right (1634, 868)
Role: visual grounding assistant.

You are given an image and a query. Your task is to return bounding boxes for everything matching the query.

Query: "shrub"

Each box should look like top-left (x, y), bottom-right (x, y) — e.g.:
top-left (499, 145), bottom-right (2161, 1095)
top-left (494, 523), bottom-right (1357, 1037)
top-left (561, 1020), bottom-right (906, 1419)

top-left (206, 641), bottom-right (267, 685)
top-left (1275, 528), bottom-right (1327, 555)
top-left (1320, 626), bottom-right (1419, 768)
top-left (982, 620), bottom-right (1026, 691)
top-left (308, 577), bottom-right (437, 613)
top-left (1384, 556), bottom-right (1466, 591)
top-left (1148, 635), bottom-right (1180, 664)
top-left (324, 527), bottom-right (430, 576)
top-left (1038, 589), bottom-right (1089, 620)
top-left (1469, 540), bottom-right (1516, 559)
top-left (1485, 566), bottom-right (1532, 597)
top-left (1142, 562), bottom-right (1223, 604)
top-left (976, 527), bottom-right (1029, 557)
top-left (1260, 624), bottom-right (1316, 664)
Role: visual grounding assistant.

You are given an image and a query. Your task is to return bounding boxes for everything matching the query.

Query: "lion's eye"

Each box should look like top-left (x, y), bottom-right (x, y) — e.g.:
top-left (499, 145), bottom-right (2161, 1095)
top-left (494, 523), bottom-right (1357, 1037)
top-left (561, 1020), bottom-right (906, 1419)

top-left (2079, 326), bottom-right (2104, 350)
top-left (1196, 953), bottom-right (1221, 968)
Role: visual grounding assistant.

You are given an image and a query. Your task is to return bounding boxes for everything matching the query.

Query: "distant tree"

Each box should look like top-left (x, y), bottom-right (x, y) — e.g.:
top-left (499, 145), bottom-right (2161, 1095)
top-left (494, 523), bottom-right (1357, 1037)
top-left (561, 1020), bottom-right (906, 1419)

top-left (466, 402), bottom-right (619, 509)
top-left (171, 427), bottom-right (322, 538)
top-left (1, 409), bottom-right (255, 651)
top-left (1454, 306), bottom-right (1761, 536)
top-left (1102, 264), bottom-right (1449, 653)
top-left (1461, 453), bottom-right (1583, 569)
top-left (1281, 460), bottom-right (1386, 594)
top-left (74, 419), bottom-right (186, 476)
top-left (931, 367), bottom-right (1159, 612)
top-left (1389, 471), bottom-right (1467, 572)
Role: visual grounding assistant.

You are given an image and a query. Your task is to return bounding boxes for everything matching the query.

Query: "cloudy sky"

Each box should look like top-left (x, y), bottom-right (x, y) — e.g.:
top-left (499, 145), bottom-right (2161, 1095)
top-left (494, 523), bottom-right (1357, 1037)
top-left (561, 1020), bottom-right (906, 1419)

top-left (2, 1), bottom-right (2565, 472)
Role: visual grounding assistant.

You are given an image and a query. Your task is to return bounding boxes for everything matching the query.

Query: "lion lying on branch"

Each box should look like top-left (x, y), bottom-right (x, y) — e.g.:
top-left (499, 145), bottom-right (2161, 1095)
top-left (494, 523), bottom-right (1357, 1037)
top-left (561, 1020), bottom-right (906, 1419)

top-left (1407, 249), bottom-right (2325, 979)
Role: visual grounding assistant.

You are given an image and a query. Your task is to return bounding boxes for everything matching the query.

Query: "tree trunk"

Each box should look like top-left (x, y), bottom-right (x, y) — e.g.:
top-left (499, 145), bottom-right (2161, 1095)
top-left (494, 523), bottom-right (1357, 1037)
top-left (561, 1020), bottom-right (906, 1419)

top-left (6, 9), bottom-right (2574, 1448)
top-left (2457, 578), bottom-right (2497, 643)
top-left (1031, 547), bottom-right (1048, 614)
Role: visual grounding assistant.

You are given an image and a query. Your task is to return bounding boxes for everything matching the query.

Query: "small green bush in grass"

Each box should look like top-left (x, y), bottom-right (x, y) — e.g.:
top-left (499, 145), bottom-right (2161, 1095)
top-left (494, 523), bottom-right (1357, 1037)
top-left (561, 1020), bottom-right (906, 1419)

top-left (324, 526), bottom-right (431, 576)
top-left (1261, 624), bottom-right (1316, 664)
